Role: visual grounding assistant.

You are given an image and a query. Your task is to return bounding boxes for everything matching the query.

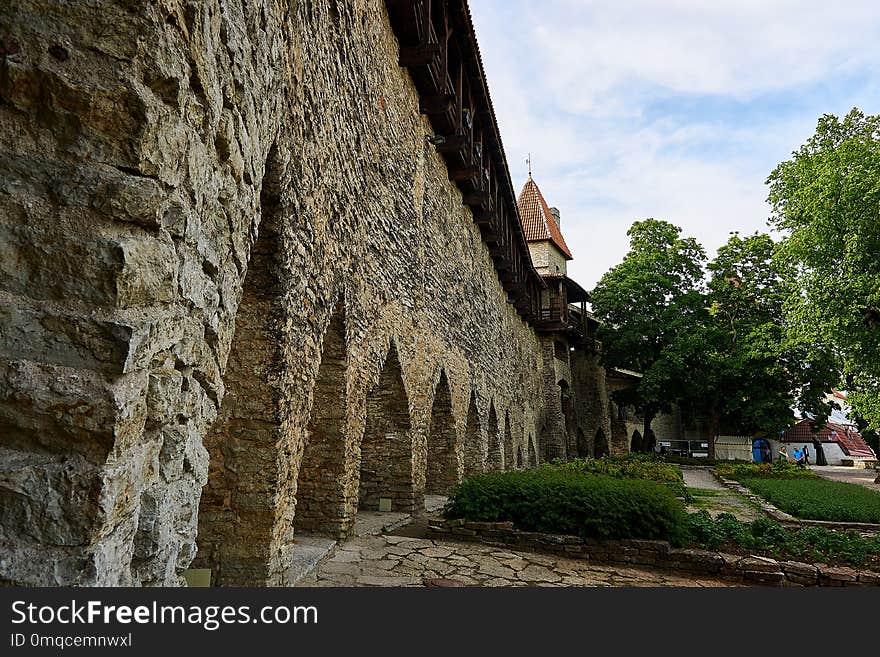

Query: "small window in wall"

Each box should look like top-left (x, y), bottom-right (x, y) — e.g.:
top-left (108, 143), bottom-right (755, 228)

top-left (553, 340), bottom-right (568, 361)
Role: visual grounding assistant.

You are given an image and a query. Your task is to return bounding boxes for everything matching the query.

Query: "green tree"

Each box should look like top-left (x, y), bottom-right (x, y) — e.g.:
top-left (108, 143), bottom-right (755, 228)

top-left (697, 232), bottom-right (834, 440)
top-left (591, 219), bottom-right (709, 449)
top-left (767, 108), bottom-right (880, 430)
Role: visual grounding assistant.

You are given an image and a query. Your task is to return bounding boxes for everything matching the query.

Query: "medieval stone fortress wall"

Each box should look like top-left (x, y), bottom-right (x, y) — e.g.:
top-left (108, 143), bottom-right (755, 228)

top-left (0, 1), bottom-right (650, 587)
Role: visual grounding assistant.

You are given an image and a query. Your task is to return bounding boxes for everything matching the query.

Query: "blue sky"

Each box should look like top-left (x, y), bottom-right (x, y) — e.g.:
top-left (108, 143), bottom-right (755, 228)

top-left (469, 0), bottom-right (880, 287)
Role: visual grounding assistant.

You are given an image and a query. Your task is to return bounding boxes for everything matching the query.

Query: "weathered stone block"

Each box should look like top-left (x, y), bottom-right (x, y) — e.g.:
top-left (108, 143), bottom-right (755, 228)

top-left (743, 570), bottom-right (784, 586)
top-left (819, 566), bottom-right (859, 586)
top-left (735, 555), bottom-right (780, 573)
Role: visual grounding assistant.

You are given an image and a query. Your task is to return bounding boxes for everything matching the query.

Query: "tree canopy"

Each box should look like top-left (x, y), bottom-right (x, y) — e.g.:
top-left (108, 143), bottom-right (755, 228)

top-left (701, 232), bottom-right (835, 436)
top-left (591, 219), bottom-right (709, 439)
top-left (591, 107), bottom-right (878, 448)
top-left (767, 108), bottom-right (880, 430)
top-left (592, 225), bottom-right (835, 446)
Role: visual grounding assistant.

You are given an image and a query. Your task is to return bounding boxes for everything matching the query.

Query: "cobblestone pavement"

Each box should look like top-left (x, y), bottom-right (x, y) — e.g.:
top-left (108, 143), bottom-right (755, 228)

top-left (296, 534), bottom-right (738, 587)
top-left (681, 467), bottom-right (762, 522)
top-left (811, 465), bottom-right (880, 492)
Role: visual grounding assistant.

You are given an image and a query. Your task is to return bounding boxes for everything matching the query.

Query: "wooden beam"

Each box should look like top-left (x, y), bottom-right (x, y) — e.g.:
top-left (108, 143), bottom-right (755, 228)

top-left (479, 227), bottom-right (499, 244)
top-left (449, 164), bottom-right (481, 181)
top-left (471, 207), bottom-right (493, 224)
top-left (436, 134), bottom-right (467, 153)
top-left (463, 190), bottom-right (488, 206)
top-left (494, 257), bottom-right (512, 271)
top-left (420, 93), bottom-right (454, 114)
top-left (400, 43), bottom-right (441, 67)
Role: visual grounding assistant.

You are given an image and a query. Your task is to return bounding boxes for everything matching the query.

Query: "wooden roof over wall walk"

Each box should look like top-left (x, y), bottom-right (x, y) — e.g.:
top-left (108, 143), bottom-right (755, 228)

top-left (384, 0), bottom-right (546, 322)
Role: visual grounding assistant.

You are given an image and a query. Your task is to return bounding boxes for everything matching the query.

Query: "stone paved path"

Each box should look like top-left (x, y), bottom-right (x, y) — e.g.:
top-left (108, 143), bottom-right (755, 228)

top-left (681, 467), bottom-right (762, 522)
top-left (681, 466), bottom-right (727, 491)
top-left (811, 465), bottom-right (880, 492)
top-left (296, 534), bottom-right (738, 587)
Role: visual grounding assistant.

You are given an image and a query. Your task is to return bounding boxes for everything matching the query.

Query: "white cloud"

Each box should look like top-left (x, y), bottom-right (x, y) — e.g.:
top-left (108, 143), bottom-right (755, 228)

top-left (469, 0), bottom-right (880, 288)
top-left (530, 0), bottom-right (880, 110)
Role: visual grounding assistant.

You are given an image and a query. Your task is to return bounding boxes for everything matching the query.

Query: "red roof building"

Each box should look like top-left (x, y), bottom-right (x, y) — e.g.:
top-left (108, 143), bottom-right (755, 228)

top-left (781, 418), bottom-right (876, 459)
top-left (516, 176), bottom-right (591, 338)
top-left (517, 177), bottom-right (573, 261)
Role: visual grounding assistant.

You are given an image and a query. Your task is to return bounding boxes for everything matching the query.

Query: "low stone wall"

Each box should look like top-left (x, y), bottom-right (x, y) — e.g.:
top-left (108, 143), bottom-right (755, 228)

top-left (427, 519), bottom-right (880, 587)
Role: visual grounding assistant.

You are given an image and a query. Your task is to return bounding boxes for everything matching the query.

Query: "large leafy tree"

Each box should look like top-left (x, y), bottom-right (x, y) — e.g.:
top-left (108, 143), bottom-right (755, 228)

top-left (767, 108), bottom-right (880, 430)
top-left (593, 223), bottom-right (835, 457)
top-left (591, 219), bottom-right (709, 446)
top-left (697, 232), bottom-right (835, 440)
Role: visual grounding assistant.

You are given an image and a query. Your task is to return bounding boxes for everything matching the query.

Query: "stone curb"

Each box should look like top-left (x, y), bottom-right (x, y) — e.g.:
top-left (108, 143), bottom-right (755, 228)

top-left (427, 519), bottom-right (880, 587)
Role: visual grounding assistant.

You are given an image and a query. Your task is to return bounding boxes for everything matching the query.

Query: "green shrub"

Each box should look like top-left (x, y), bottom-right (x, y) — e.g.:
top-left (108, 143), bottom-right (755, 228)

top-left (738, 477), bottom-right (880, 523)
top-left (681, 511), bottom-right (880, 566)
top-left (716, 459), bottom-right (817, 480)
top-left (659, 456), bottom-right (722, 466)
top-left (444, 468), bottom-right (687, 541)
top-left (556, 454), bottom-right (691, 501)
top-left (682, 511), bottom-right (752, 549)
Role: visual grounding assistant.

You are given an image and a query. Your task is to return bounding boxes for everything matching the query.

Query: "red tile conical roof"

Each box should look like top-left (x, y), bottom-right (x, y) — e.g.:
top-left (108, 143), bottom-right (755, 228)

top-left (517, 177), bottom-right (573, 260)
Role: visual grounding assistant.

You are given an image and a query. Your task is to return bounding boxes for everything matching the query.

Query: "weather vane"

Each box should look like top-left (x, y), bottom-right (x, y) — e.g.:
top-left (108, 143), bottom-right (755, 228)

top-left (526, 152), bottom-right (532, 177)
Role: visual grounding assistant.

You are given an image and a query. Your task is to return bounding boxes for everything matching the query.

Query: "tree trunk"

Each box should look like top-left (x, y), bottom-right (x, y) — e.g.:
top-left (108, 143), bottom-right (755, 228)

top-left (707, 408), bottom-right (720, 460)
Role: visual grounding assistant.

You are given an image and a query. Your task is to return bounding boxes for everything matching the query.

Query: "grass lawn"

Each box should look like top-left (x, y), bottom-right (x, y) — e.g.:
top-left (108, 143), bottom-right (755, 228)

top-left (689, 488), bottom-right (723, 497)
top-left (740, 477), bottom-right (880, 524)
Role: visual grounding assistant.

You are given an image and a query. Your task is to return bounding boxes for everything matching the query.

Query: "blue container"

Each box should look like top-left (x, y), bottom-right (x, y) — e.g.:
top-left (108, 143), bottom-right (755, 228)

top-left (752, 441), bottom-right (763, 463)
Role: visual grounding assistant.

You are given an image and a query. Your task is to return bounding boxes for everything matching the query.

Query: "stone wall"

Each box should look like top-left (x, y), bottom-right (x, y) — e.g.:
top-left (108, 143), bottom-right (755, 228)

top-left (527, 242), bottom-right (568, 276)
top-left (537, 336), bottom-right (568, 461)
top-left (0, 0), bottom-right (600, 587)
top-left (527, 243), bottom-right (550, 272)
top-left (535, 334), bottom-right (611, 461)
top-left (569, 347), bottom-right (612, 458)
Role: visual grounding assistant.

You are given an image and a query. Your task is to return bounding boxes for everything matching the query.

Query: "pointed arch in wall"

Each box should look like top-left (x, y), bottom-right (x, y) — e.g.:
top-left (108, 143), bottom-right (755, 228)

top-left (576, 427), bottom-right (588, 459)
top-left (528, 433), bottom-right (538, 467)
top-left (631, 429), bottom-right (643, 453)
top-left (595, 427), bottom-right (609, 458)
top-left (293, 304), bottom-right (349, 537)
top-left (425, 370), bottom-right (460, 494)
top-left (194, 144), bottom-right (289, 587)
top-left (558, 379), bottom-right (573, 449)
top-left (359, 343), bottom-right (416, 512)
top-left (462, 391), bottom-right (484, 476)
top-left (502, 411), bottom-right (514, 469)
top-left (486, 403), bottom-right (502, 472)
top-left (539, 420), bottom-right (553, 463)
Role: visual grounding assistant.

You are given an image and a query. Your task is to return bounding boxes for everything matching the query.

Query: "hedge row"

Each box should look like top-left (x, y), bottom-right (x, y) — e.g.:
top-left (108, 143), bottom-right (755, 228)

top-left (556, 454), bottom-right (691, 500)
top-left (443, 468), bottom-right (686, 542)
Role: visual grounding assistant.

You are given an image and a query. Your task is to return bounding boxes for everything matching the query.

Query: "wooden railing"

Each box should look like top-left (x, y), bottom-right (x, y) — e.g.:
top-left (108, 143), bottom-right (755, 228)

top-left (384, 0), bottom-right (545, 323)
